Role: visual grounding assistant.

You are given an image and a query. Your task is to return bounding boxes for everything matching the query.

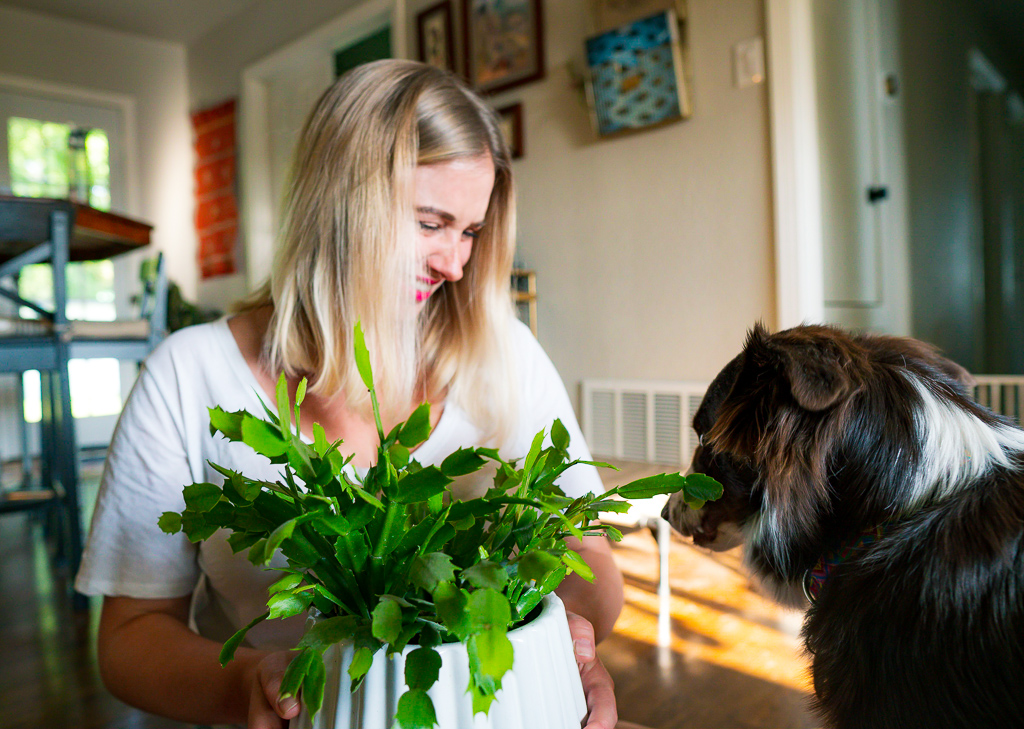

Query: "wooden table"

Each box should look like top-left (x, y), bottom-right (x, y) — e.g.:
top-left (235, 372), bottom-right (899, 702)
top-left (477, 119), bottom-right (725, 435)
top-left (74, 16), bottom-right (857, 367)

top-left (0, 196), bottom-right (152, 608)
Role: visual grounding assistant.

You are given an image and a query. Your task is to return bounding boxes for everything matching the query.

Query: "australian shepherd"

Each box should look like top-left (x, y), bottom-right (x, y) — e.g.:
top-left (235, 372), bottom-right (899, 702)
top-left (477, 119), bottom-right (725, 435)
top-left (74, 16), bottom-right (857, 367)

top-left (662, 324), bottom-right (1024, 729)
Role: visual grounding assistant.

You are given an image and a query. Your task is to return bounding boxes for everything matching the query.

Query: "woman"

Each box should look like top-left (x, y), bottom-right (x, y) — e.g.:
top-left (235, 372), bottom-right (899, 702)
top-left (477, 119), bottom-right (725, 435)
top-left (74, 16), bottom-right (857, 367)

top-left (76, 60), bottom-right (622, 729)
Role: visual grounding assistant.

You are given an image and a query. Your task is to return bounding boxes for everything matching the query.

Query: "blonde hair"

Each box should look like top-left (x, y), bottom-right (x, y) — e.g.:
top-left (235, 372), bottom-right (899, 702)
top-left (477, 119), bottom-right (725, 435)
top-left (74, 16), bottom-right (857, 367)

top-left (237, 59), bottom-right (517, 441)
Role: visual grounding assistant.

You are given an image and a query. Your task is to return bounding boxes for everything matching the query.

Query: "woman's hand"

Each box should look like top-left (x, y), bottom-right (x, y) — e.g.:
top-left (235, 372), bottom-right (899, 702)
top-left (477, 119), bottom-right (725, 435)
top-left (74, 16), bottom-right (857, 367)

top-left (566, 611), bottom-right (618, 729)
top-left (245, 650), bottom-right (302, 729)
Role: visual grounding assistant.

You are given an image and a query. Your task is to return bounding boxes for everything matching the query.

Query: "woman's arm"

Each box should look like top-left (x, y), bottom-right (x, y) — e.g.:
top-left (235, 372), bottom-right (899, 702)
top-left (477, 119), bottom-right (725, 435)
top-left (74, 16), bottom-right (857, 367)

top-left (555, 534), bottom-right (624, 642)
top-left (97, 595), bottom-right (299, 728)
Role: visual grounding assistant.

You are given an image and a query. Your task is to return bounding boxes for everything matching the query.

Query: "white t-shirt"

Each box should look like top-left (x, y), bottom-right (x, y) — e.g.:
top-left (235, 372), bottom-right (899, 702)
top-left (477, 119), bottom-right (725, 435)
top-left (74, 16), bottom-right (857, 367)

top-left (75, 317), bottom-right (603, 650)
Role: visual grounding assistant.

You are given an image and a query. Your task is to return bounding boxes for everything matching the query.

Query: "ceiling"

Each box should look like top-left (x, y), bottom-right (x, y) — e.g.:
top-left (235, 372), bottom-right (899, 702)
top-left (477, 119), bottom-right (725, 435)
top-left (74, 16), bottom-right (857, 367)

top-left (0, 0), bottom-right (260, 44)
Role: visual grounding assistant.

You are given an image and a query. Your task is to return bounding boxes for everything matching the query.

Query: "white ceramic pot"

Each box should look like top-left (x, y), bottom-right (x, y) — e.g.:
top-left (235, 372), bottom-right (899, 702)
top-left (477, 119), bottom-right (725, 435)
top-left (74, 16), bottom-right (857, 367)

top-left (290, 593), bottom-right (587, 729)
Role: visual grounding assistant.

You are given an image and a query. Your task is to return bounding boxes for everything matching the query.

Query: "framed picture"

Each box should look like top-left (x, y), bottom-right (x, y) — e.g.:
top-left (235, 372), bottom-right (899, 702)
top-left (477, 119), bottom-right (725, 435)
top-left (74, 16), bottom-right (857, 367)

top-left (585, 10), bottom-right (692, 137)
top-left (417, 1), bottom-right (456, 72)
top-left (589, 0), bottom-right (687, 33)
top-left (496, 103), bottom-right (524, 159)
top-left (464, 0), bottom-right (545, 94)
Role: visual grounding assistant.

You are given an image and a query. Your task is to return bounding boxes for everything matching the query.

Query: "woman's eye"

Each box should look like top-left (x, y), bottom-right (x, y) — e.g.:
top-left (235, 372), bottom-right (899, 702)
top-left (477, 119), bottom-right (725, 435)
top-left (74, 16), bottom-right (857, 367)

top-left (463, 229), bottom-right (480, 239)
top-left (419, 221), bottom-right (441, 232)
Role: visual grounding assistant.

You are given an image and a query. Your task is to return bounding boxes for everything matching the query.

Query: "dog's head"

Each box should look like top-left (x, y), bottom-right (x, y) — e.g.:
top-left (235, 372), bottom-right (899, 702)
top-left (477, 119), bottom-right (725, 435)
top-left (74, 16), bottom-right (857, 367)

top-left (661, 323), bottom-right (1012, 604)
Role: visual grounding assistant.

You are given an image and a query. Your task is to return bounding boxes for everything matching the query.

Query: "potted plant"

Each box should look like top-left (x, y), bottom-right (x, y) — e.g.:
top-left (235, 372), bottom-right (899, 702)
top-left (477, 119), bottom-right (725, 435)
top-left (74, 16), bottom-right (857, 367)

top-left (159, 324), bottom-right (721, 729)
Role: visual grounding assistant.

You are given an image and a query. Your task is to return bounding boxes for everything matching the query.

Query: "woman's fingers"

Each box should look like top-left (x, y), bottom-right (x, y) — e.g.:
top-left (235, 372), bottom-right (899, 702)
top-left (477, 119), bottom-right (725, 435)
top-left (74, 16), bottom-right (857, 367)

top-left (565, 611), bottom-right (618, 729)
top-left (247, 651), bottom-right (301, 729)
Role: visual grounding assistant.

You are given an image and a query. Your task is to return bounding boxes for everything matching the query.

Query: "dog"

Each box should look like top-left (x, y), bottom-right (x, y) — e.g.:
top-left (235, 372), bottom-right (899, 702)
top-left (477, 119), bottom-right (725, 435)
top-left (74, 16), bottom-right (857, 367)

top-left (662, 324), bottom-right (1024, 729)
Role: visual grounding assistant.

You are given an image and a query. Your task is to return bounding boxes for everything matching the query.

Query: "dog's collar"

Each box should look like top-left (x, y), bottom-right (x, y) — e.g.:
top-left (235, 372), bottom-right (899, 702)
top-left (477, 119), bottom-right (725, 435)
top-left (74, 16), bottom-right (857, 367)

top-left (802, 523), bottom-right (897, 604)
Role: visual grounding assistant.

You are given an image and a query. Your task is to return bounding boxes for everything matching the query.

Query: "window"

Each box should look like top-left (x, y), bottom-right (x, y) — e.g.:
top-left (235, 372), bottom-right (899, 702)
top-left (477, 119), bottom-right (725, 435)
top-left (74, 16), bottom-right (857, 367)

top-left (7, 116), bottom-right (123, 423)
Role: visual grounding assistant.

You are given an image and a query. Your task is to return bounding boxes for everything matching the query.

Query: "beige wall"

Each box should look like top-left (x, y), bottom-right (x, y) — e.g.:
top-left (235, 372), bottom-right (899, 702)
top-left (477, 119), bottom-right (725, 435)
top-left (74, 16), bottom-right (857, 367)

top-left (0, 5), bottom-right (195, 299)
top-left (485, 0), bottom-right (775, 397)
top-left (188, 0), bottom-right (776, 402)
top-left (901, 0), bottom-right (1024, 372)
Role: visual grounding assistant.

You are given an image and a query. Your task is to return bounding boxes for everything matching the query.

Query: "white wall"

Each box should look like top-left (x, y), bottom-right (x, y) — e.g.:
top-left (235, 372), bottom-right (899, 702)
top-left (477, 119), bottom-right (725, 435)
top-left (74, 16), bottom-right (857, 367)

top-left (189, 0), bottom-right (776, 404)
top-left (0, 5), bottom-right (195, 300)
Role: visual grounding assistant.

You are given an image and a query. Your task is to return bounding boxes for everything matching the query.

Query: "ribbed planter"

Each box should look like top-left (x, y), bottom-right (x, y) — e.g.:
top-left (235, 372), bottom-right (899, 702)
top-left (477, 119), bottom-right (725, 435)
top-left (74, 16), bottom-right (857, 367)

top-left (290, 593), bottom-right (587, 729)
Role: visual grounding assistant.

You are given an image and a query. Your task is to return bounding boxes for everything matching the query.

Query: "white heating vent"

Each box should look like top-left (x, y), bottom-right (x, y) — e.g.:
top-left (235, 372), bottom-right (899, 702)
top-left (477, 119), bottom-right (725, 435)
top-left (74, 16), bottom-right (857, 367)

top-left (581, 379), bottom-right (709, 466)
top-left (974, 376), bottom-right (1024, 424)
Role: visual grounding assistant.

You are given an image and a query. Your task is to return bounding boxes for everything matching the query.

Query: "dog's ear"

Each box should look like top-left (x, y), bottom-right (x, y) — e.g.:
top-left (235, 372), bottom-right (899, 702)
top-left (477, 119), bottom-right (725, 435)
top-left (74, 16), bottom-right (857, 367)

top-left (748, 324), bottom-right (857, 412)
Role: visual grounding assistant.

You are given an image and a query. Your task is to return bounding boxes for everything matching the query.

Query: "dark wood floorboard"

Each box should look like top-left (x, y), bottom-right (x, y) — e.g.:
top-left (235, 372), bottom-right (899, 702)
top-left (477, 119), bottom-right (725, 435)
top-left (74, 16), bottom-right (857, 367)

top-left (0, 458), bottom-right (816, 728)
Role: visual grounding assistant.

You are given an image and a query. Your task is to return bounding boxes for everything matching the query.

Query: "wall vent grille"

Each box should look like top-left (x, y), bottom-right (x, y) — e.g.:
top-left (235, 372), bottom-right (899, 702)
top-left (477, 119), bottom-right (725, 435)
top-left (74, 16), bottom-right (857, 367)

top-left (582, 379), bottom-right (709, 466)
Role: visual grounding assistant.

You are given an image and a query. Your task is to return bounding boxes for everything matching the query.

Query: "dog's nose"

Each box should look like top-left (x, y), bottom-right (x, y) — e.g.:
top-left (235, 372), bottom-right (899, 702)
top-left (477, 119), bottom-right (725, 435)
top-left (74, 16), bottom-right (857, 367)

top-left (661, 499), bottom-right (673, 524)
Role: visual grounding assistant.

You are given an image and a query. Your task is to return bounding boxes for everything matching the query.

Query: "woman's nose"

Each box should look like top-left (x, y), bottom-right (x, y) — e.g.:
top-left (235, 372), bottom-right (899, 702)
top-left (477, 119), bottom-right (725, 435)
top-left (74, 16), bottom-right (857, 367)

top-left (428, 243), bottom-right (464, 282)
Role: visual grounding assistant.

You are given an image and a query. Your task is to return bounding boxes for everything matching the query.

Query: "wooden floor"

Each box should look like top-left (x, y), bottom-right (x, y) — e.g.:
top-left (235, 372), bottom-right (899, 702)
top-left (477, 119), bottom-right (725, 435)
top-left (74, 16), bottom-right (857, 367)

top-left (0, 459), bottom-right (816, 729)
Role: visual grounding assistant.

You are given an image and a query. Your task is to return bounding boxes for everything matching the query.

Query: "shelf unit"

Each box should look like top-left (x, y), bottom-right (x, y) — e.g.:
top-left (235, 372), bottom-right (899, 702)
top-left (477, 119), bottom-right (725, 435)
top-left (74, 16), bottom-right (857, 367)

top-left (511, 268), bottom-right (537, 335)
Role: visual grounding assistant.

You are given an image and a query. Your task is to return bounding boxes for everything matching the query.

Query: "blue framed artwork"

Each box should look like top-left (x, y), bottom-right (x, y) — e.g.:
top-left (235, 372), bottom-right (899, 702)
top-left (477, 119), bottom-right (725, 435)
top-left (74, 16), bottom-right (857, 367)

top-left (585, 10), bottom-right (691, 137)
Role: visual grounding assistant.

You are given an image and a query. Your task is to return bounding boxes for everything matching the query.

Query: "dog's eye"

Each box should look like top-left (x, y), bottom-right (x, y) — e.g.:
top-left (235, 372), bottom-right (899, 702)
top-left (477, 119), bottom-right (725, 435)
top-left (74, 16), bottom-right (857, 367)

top-left (698, 433), bottom-right (706, 447)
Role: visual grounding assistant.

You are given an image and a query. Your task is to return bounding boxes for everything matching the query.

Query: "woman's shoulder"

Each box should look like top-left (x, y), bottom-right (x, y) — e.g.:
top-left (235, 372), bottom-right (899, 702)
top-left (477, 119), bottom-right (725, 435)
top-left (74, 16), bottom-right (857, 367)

top-left (144, 318), bottom-right (236, 382)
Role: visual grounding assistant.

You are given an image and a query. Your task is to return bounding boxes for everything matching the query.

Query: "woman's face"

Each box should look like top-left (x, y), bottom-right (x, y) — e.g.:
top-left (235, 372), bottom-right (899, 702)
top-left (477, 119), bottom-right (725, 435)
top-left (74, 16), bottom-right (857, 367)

top-left (413, 154), bottom-right (496, 304)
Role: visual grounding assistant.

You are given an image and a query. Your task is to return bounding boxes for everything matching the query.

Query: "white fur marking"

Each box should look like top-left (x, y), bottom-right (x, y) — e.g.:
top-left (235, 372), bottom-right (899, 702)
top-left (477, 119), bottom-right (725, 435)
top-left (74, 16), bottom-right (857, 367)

top-left (908, 376), bottom-right (1024, 507)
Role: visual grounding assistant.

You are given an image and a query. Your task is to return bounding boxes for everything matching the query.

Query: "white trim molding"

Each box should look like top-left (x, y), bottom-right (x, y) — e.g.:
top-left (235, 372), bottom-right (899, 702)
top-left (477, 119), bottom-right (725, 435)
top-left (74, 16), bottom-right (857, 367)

top-left (240, 0), bottom-right (408, 292)
top-left (765, 0), bottom-right (824, 329)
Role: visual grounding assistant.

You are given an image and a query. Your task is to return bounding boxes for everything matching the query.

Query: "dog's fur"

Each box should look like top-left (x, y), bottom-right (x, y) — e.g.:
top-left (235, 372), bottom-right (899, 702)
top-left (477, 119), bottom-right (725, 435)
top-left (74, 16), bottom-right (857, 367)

top-left (662, 324), bottom-right (1024, 729)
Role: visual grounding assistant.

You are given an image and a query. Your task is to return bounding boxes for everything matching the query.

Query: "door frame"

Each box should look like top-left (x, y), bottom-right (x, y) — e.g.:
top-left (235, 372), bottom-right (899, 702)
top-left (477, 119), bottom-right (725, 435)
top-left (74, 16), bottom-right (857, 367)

top-left (239, 0), bottom-right (409, 291)
top-left (765, 0), bottom-right (824, 329)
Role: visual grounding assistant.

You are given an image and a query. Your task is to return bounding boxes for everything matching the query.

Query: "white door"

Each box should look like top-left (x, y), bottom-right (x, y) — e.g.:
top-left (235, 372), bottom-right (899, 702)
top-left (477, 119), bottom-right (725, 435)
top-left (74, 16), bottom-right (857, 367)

top-left (814, 0), bottom-right (911, 335)
top-left (0, 87), bottom-right (128, 453)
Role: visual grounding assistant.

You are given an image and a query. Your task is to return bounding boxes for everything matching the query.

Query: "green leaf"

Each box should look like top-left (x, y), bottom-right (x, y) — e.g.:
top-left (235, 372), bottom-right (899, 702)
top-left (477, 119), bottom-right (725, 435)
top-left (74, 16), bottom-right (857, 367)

top-left (180, 513), bottom-right (219, 542)
top-left (371, 598), bottom-right (403, 644)
top-left (295, 377), bottom-right (308, 407)
top-left (683, 473), bottom-right (725, 504)
top-left (279, 646), bottom-right (317, 700)
top-left (432, 581), bottom-right (470, 640)
top-left (388, 442), bottom-right (410, 469)
top-left (312, 422), bottom-right (331, 458)
top-left (393, 466), bottom-right (452, 504)
top-left (516, 550), bottom-right (561, 584)
top-left (276, 372), bottom-right (291, 434)
top-left (521, 430), bottom-right (546, 486)
top-left (404, 647), bottom-right (442, 690)
top-left (268, 573), bottom-right (303, 595)
top-left (469, 630), bottom-right (513, 680)
top-left (302, 649), bottom-right (326, 718)
top-left (354, 321), bottom-right (374, 390)
top-left (440, 448), bottom-right (487, 478)
top-left (208, 406), bottom-right (244, 440)
top-left (467, 588), bottom-right (511, 634)
top-left (348, 646), bottom-right (376, 683)
top-left (157, 511), bottom-right (182, 534)
top-left (461, 561), bottom-right (508, 591)
top-left (218, 611), bottom-right (268, 665)
top-left (265, 517), bottom-right (298, 556)
top-left (395, 688), bottom-right (437, 729)
top-left (240, 416), bottom-right (289, 458)
top-left (183, 483), bottom-right (222, 513)
top-left (312, 513), bottom-right (351, 537)
top-left (560, 549), bottom-right (594, 581)
top-left (551, 418), bottom-right (570, 451)
top-left (614, 472), bottom-right (690, 499)
top-left (398, 403), bottom-right (431, 447)
top-left (225, 531), bottom-right (262, 554)
top-left (296, 615), bottom-right (360, 652)
top-left (267, 589), bottom-right (313, 619)
top-left (409, 553), bottom-right (457, 593)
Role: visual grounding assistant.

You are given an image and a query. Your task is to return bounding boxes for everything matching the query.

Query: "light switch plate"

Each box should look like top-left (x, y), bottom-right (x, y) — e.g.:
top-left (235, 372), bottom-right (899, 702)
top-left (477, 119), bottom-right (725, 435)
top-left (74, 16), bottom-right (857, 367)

top-left (733, 36), bottom-right (765, 88)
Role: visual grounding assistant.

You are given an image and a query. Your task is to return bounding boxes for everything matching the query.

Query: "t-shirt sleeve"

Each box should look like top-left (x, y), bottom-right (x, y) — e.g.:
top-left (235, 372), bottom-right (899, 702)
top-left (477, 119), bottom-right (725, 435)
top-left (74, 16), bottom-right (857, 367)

top-left (74, 349), bottom-right (200, 598)
top-left (513, 322), bottom-right (606, 499)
